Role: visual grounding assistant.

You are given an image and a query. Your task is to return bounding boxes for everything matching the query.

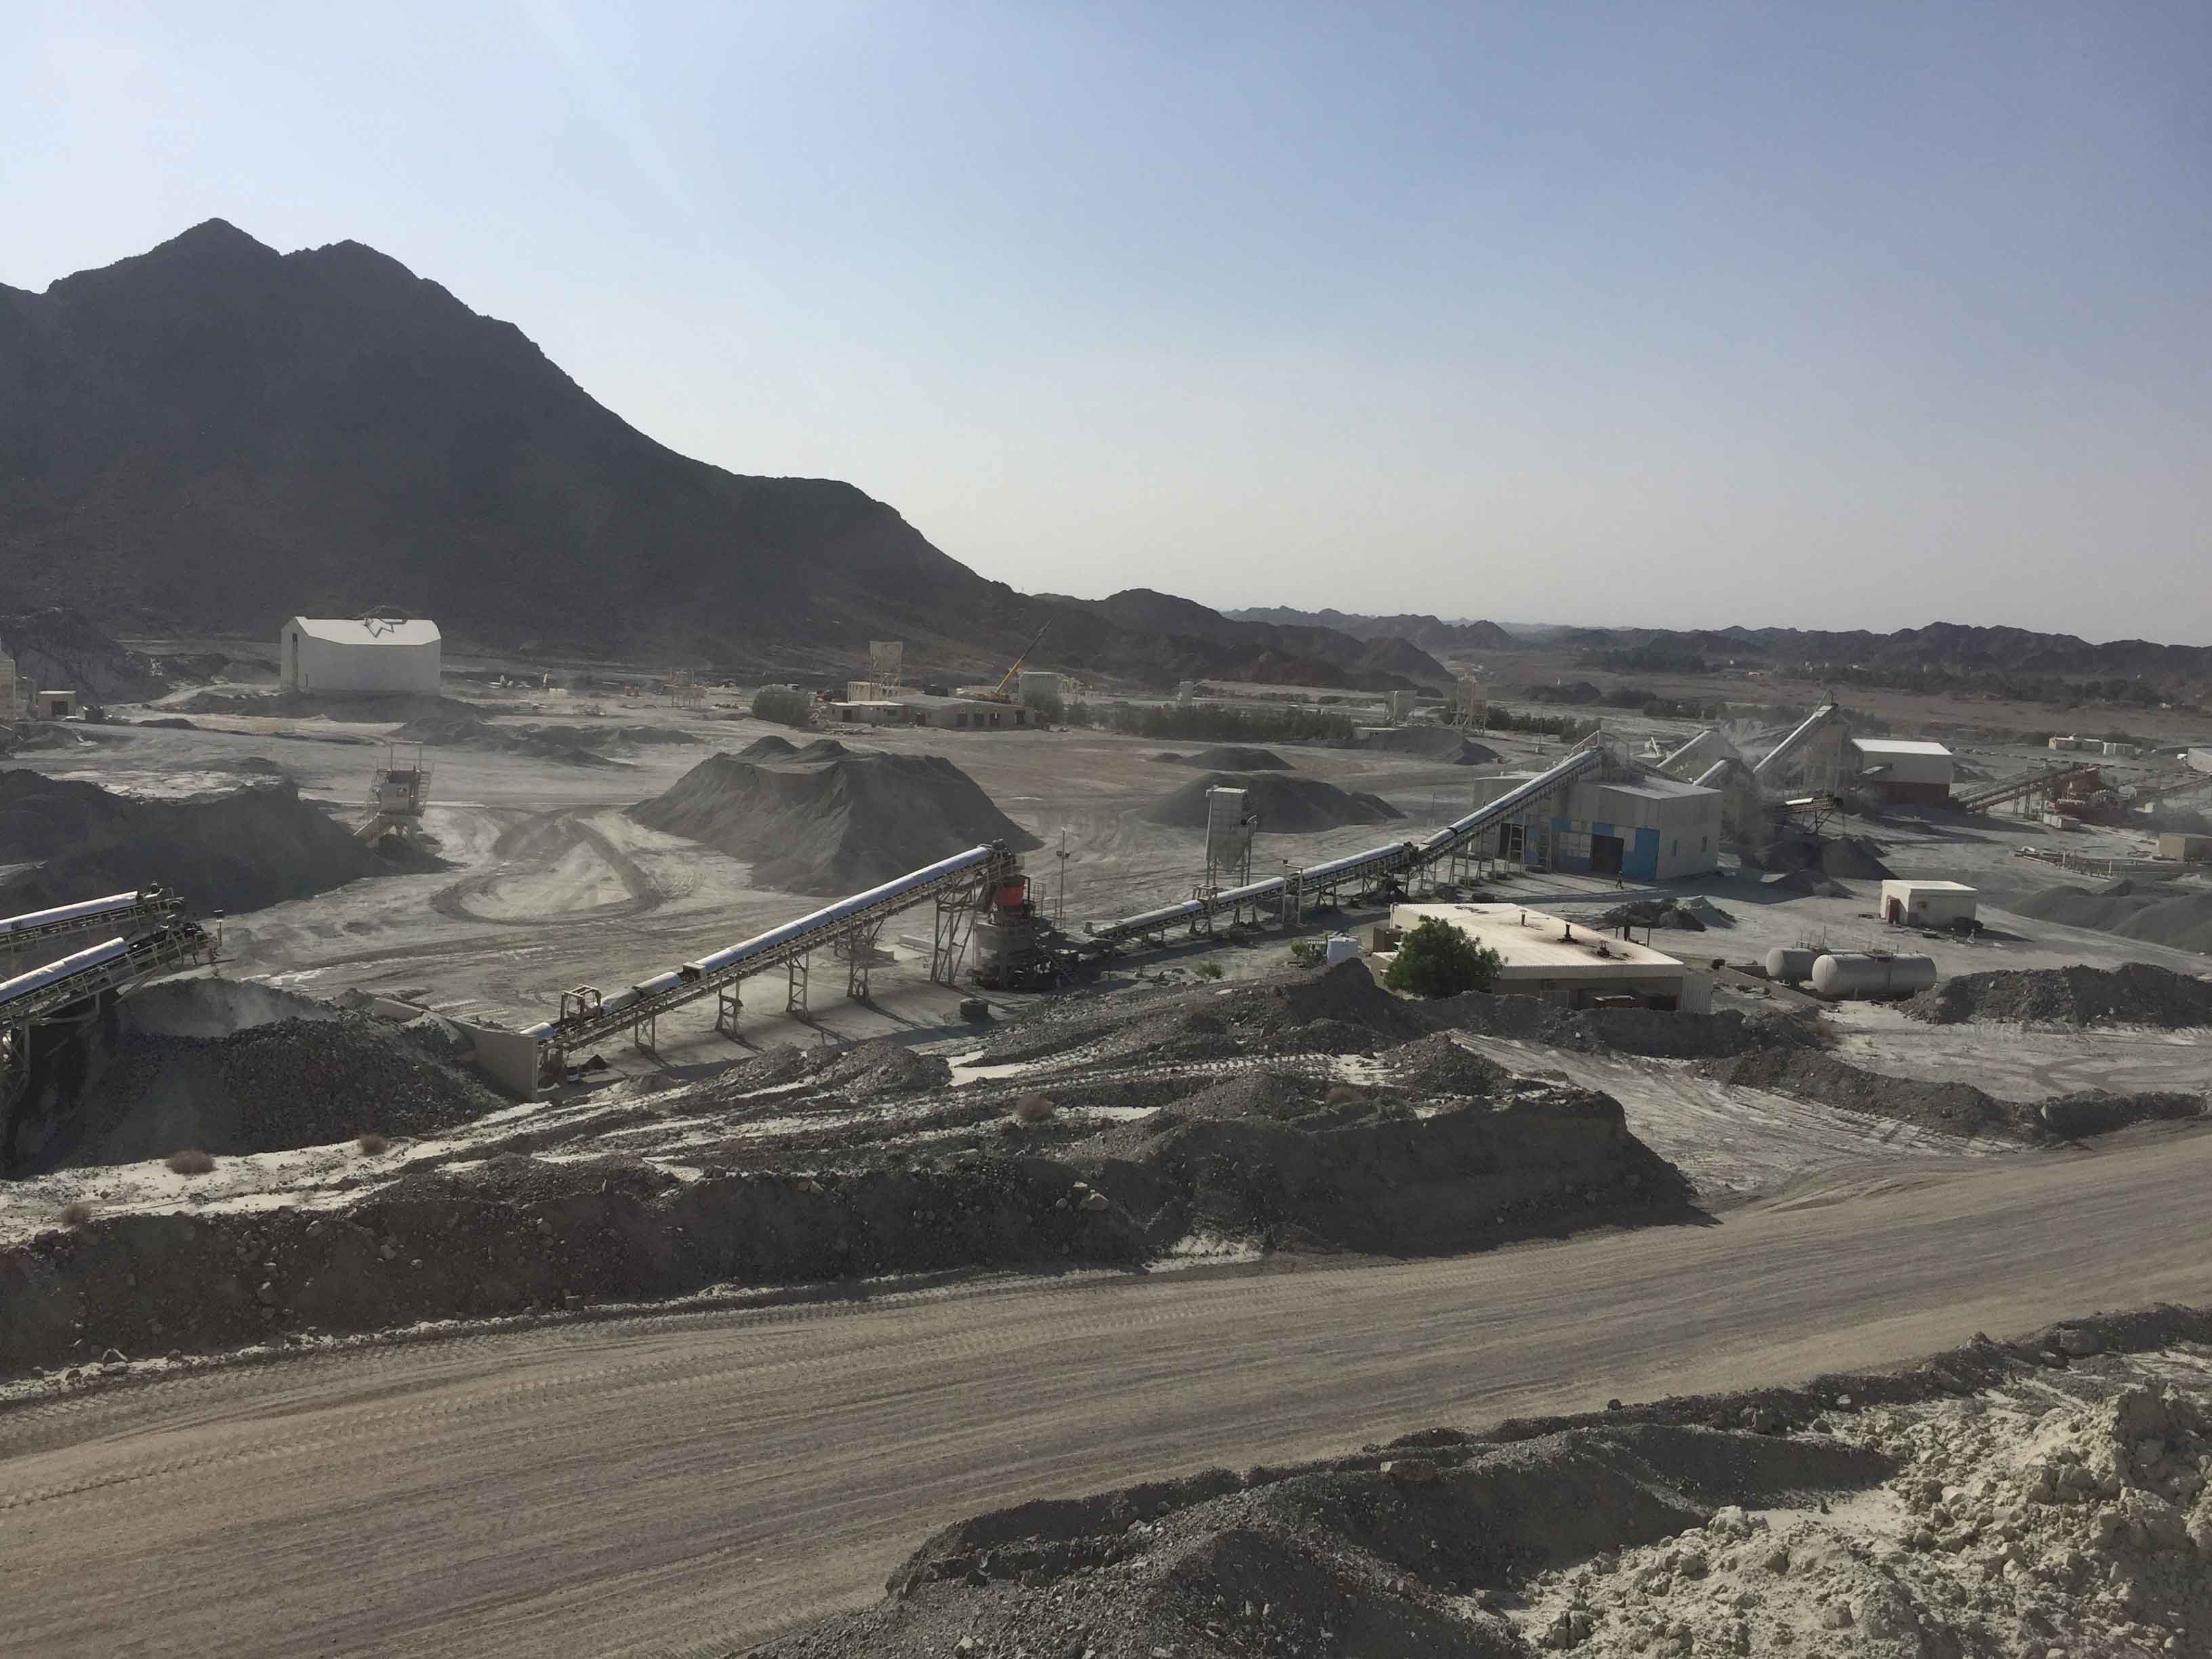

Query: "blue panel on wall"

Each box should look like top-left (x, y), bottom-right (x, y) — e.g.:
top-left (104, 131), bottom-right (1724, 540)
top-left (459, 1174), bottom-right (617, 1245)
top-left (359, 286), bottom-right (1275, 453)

top-left (1628, 827), bottom-right (1660, 880)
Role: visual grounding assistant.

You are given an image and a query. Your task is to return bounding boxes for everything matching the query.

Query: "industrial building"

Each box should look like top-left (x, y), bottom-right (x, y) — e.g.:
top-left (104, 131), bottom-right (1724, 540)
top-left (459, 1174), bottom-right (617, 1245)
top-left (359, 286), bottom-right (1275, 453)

top-left (1847, 738), bottom-right (1954, 804)
top-left (1459, 768), bottom-right (1724, 879)
top-left (0, 655), bottom-right (18, 726)
top-left (281, 615), bottom-right (442, 695)
top-left (2158, 833), bottom-right (2211, 864)
top-left (1879, 880), bottom-right (1978, 928)
top-left (1380, 903), bottom-right (1711, 1012)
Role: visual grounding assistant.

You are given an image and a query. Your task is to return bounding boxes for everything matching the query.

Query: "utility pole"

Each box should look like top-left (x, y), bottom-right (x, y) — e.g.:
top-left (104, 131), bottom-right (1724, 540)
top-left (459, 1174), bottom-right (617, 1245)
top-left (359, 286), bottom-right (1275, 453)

top-left (1054, 828), bottom-right (1070, 930)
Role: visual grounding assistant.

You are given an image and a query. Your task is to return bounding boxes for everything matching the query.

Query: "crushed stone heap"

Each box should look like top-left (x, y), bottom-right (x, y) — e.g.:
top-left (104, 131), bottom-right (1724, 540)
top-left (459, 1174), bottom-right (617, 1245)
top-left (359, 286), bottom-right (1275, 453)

top-left (629, 747), bottom-right (1040, 894)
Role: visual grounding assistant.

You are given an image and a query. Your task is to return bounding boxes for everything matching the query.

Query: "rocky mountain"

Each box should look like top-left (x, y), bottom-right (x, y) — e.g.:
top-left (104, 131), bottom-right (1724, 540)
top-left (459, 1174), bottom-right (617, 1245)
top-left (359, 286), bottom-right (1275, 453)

top-left (0, 222), bottom-right (1416, 692)
top-left (1229, 607), bottom-right (1525, 655)
top-left (1050, 591), bottom-right (1451, 689)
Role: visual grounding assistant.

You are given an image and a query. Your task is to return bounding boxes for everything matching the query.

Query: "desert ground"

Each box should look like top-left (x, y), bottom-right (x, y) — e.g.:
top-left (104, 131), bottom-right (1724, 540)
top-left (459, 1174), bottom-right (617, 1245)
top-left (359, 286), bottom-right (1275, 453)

top-left (3, 665), bottom-right (2210, 1656)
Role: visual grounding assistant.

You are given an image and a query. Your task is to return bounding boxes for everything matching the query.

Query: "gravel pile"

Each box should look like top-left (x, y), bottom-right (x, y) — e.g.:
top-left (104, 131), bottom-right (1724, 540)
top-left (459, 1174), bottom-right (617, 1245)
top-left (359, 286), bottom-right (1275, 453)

top-left (18, 1011), bottom-right (507, 1173)
top-left (1144, 771), bottom-right (1404, 833)
top-left (631, 749), bottom-right (1039, 894)
top-left (1152, 745), bottom-right (1292, 771)
top-left (1748, 832), bottom-right (1895, 880)
top-left (1378, 1031), bottom-right (1515, 1097)
top-left (0, 770), bottom-right (390, 915)
top-left (1702, 1050), bottom-right (2030, 1140)
top-left (2011, 880), bottom-right (2212, 955)
top-left (1357, 726), bottom-right (1502, 764)
top-left (1903, 963), bottom-right (2212, 1027)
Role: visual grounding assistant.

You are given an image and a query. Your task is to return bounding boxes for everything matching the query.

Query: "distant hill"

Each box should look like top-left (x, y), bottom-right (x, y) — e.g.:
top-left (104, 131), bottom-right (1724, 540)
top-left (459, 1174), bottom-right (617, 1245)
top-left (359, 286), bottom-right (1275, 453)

top-left (1229, 607), bottom-right (1525, 655)
top-left (0, 222), bottom-right (1417, 692)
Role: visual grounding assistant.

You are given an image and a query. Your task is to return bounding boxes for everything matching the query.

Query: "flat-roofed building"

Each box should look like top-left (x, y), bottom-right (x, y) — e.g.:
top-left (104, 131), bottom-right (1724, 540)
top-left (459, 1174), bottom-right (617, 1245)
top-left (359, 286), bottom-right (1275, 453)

top-left (1847, 738), bottom-right (1954, 804)
top-left (1380, 902), bottom-right (1711, 1012)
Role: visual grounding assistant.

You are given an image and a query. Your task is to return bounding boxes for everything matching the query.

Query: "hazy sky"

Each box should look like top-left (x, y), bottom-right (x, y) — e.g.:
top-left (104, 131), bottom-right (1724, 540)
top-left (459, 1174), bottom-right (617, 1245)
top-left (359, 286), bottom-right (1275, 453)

top-left (7, 3), bottom-right (2209, 642)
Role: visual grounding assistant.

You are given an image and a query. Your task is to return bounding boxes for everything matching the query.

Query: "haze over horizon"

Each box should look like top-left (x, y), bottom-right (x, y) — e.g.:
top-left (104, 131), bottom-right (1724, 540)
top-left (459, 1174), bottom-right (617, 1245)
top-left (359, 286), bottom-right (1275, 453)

top-left (7, 2), bottom-right (2207, 645)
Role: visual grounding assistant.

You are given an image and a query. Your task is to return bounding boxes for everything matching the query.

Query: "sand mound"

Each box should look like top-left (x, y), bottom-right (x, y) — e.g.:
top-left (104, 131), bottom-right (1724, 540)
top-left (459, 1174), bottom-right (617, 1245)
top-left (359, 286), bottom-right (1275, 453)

top-left (1902, 963), bottom-right (2212, 1027)
top-left (1144, 772), bottom-right (1404, 832)
top-left (6, 983), bottom-right (506, 1174)
top-left (788, 739), bottom-right (853, 762)
top-left (2011, 880), bottom-right (2212, 955)
top-left (1158, 745), bottom-right (1292, 771)
top-left (392, 712), bottom-right (696, 764)
top-left (0, 771), bottom-right (387, 914)
top-left (1358, 726), bottom-right (1501, 764)
top-left (629, 750), bottom-right (1039, 895)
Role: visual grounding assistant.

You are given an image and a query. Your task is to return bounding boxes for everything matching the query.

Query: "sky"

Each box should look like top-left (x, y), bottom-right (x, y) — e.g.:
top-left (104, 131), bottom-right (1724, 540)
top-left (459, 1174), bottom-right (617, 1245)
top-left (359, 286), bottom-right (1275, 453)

top-left (5, 1), bottom-right (2209, 643)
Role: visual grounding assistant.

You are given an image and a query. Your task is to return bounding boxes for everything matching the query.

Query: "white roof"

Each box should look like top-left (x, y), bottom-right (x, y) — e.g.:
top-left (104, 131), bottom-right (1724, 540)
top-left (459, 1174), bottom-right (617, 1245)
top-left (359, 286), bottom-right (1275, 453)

top-left (1849, 738), bottom-right (1952, 758)
top-left (287, 616), bottom-right (441, 647)
top-left (1391, 903), bottom-right (1688, 980)
top-left (1880, 880), bottom-right (1977, 895)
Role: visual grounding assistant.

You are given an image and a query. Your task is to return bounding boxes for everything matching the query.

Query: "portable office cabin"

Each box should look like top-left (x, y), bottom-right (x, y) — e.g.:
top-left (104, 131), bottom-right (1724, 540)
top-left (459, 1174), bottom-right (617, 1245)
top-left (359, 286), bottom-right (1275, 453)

top-left (280, 616), bottom-right (442, 695)
top-left (1879, 880), bottom-right (1978, 928)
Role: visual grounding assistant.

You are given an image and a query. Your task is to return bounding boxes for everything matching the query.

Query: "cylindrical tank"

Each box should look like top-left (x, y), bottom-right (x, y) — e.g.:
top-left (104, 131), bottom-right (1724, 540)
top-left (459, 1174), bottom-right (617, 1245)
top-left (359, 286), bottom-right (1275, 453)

top-left (1810, 953), bottom-right (1938, 1000)
top-left (1765, 947), bottom-right (1820, 984)
top-left (1324, 933), bottom-right (1359, 967)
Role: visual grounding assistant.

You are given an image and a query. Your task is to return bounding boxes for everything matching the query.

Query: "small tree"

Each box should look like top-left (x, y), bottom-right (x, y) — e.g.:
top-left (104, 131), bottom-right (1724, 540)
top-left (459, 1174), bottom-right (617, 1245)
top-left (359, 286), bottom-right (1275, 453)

top-left (1385, 917), bottom-right (1502, 998)
top-left (752, 687), bottom-right (815, 729)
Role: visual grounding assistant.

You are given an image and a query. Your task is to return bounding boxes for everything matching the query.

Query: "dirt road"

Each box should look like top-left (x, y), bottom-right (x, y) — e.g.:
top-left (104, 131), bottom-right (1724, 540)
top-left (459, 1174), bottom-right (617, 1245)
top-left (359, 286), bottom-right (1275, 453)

top-left (5, 1129), bottom-right (2210, 1658)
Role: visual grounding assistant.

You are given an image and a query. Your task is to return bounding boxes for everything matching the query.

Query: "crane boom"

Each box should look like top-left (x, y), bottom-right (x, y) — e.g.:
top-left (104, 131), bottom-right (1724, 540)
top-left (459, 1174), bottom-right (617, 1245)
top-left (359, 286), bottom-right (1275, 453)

top-left (992, 620), bottom-right (1051, 699)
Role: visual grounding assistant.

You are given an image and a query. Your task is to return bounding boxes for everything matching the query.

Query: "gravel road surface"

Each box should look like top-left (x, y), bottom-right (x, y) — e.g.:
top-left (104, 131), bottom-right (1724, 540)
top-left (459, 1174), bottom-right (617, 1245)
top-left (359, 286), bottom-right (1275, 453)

top-left (5, 1128), bottom-right (2210, 1658)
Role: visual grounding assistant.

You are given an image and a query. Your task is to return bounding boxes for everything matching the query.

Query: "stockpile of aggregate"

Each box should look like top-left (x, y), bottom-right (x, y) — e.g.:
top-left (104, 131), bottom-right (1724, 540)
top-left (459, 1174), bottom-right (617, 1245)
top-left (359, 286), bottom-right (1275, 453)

top-left (392, 710), bottom-right (699, 764)
top-left (1902, 962), bottom-right (2212, 1027)
top-left (630, 749), bottom-right (1040, 894)
top-left (1701, 1050), bottom-right (2031, 1140)
top-left (0, 770), bottom-right (384, 914)
top-left (7, 981), bottom-right (506, 1174)
top-left (1154, 745), bottom-right (1292, 771)
top-left (733, 735), bottom-right (800, 761)
top-left (1144, 771), bottom-right (1405, 833)
top-left (2011, 878), bottom-right (2212, 956)
top-left (1357, 726), bottom-right (1502, 764)
top-left (1744, 832), bottom-right (1895, 880)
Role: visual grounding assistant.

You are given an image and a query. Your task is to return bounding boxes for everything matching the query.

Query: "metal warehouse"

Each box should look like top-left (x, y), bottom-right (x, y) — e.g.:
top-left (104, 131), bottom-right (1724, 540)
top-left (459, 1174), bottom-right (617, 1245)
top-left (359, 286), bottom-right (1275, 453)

top-left (279, 614), bottom-right (442, 695)
top-left (1458, 769), bottom-right (1723, 879)
top-left (1848, 738), bottom-right (1954, 804)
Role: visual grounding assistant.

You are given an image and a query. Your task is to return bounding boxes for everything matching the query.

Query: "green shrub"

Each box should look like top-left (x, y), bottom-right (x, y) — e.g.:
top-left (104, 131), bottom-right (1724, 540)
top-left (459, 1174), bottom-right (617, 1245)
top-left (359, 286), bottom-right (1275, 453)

top-left (1385, 917), bottom-right (1502, 998)
top-left (1193, 959), bottom-right (1225, 981)
top-left (752, 687), bottom-right (815, 729)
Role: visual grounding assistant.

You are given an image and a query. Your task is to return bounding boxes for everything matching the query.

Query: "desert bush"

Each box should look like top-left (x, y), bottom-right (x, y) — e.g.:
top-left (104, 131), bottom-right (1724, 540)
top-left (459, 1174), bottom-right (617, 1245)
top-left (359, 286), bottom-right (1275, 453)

top-left (356, 1132), bottom-right (391, 1155)
top-left (1193, 960), bottom-right (1225, 981)
top-left (1385, 918), bottom-right (1503, 998)
top-left (56, 1200), bottom-right (94, 1227)
top-left (166, 1148), bottom-right (216, 1176)
top-left (1012, 1092), bottom-right (1055, 1124)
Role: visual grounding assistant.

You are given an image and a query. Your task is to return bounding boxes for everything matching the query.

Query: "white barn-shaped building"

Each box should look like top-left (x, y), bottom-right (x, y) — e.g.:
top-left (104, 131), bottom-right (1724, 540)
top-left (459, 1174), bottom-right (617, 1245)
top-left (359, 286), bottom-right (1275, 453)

top-left (280, 615), bottom-right (442, 695)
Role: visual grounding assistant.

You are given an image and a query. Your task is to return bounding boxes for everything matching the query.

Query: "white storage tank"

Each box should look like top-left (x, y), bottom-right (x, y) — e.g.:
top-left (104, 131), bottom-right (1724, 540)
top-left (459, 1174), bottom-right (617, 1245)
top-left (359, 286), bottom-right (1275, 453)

top-left (1324, 933), bottom-right (1359, 967)
top-left (1765, 947), bottom-right (1820, 984)
top-left (1810, 952), bottom-right (1938, 1000)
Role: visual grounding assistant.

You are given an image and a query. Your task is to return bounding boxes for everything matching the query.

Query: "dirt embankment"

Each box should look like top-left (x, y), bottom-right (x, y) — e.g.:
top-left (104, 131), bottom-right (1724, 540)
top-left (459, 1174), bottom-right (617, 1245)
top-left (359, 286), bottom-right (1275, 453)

top-left (1701, 1048), bottom-right (2206, 1145)
top-left (0, 770), bottom-right (396, 914)
top-left (1902, 962), bottom-right (2212, 1028)
top-left (1143, 772), bottom-right (1405, 833)
top-left (631, 749), bottom-right (1040, 893)
top-left (5, 980), bottom-right (507, 1174)
top-left (0, 1154), bottom-right (1150, 1376)
top-left (391, 710), bottom-right (699, 764)
top-left (755, 1306), bottom-right (2212, 1659)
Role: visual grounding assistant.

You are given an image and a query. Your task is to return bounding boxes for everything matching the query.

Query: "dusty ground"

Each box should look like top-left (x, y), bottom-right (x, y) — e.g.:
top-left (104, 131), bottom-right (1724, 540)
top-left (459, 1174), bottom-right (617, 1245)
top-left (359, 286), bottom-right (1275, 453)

top-left (4, 1139), bottom-right (2211, 1658)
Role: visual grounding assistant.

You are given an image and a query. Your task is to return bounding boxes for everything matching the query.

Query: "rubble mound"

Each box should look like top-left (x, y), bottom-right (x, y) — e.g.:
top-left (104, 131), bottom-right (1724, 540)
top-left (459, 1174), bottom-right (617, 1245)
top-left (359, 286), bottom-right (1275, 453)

top-left (1377, 1031), bottom-right (1517, 1097)
top-left (392, 712), bottom-right (697, 764)
top-left (1747, 832), bottom-right (1895, 880)
top-left (1359, 726), bottom-right (1502, 764)
top-left (1158, 745), bottom-right (1293, 771)
top-left (629, 750), bottom-right (1040, 895)
top-left (0, 770), bottom-right (386, 914)
top-left (1902, 962), bottom-right (2212, 1027)
top-left (1440, 990), bottom-right (1828, 1061)
top-left (1145, 772), bottom-right (1404, 833)
top-left (1598, 896), bottom-right (1727, 933)
top-left (2011, 881), bottom-right (2212, 955)
top-left (9, 985), bottom-right (506, 1173)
